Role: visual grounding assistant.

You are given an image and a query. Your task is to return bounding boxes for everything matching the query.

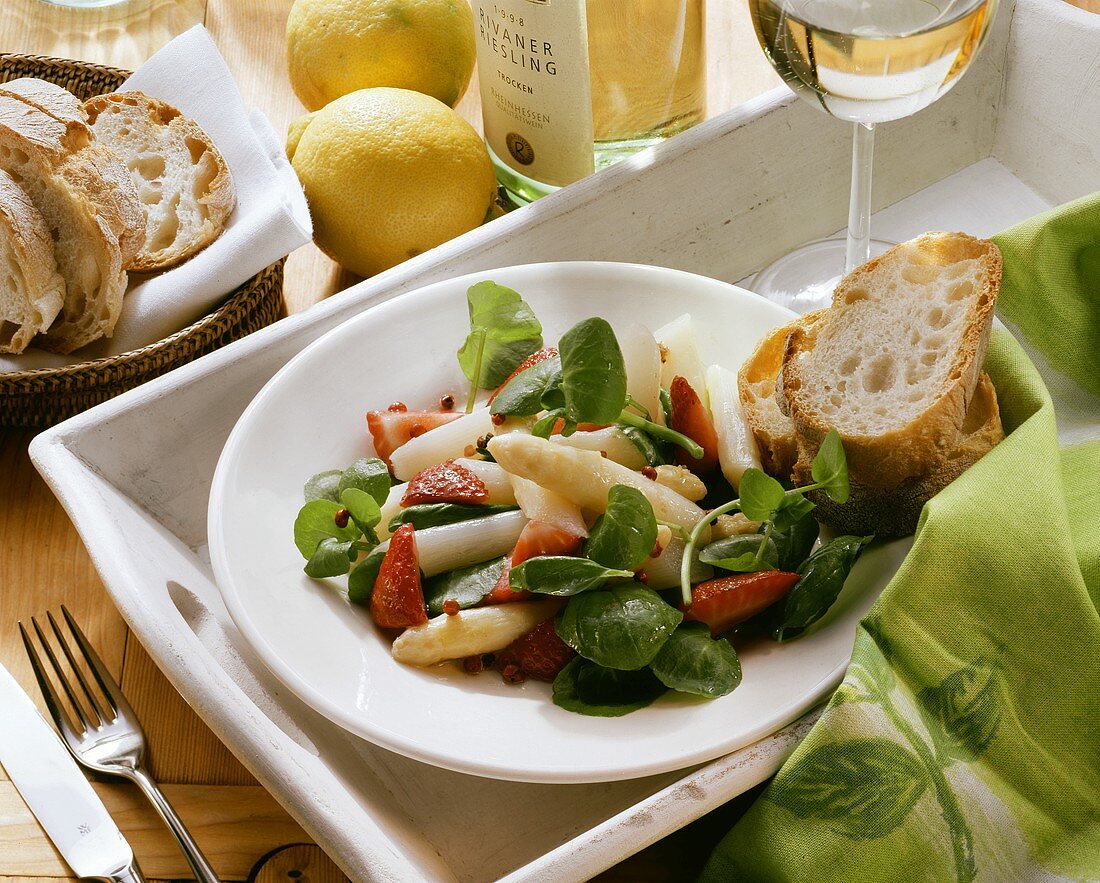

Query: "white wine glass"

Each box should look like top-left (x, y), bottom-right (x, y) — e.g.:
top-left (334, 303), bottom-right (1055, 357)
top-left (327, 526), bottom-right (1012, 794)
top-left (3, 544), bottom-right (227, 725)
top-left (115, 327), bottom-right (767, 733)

top-left (747, 0), bottom-right (998, 312)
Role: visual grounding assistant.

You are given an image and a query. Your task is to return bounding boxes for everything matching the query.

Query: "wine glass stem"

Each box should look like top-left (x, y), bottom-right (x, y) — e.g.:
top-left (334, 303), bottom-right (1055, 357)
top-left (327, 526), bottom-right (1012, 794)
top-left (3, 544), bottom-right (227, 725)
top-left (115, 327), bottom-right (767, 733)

top-left (845, 121), bottom-right (876, 273)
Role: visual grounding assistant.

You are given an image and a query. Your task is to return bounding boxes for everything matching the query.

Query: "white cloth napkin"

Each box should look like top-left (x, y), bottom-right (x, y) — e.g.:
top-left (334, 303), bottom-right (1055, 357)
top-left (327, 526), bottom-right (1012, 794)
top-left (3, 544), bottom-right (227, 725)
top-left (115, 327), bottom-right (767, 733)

top-left (1, 25), bottom-right (312, 371)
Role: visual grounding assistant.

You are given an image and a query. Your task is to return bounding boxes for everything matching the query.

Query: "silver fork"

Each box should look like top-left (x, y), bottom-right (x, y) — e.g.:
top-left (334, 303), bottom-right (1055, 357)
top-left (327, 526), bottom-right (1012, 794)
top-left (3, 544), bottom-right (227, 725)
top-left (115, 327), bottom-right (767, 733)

top-left (21, 606), bottom-right (219, 883)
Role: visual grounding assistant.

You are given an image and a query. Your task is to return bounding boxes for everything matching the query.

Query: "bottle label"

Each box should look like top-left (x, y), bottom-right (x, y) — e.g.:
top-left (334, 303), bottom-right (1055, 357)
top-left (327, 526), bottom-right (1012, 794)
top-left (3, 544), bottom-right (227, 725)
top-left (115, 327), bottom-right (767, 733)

top-left (473, 0), bottom-right (595, 188)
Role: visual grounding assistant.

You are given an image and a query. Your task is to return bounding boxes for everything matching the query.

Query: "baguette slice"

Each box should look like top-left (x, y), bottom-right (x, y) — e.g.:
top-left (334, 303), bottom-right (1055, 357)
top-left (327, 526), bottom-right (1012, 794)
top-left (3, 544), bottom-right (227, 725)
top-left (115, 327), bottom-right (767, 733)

top-left (781, 232), bottom-right (1001, 488)
top-left (798, 373), bottom-right (1004, 538)
top-left (0, 168), bottom-right (64, 353)
top-left (738, 310), bottom-right (824, 478)
top-left (84, 92), bottom-right (235, 271)
top-left (0, 95), bottom-right (132, 353)
top-left (0, 77), bottom-right (86, 124)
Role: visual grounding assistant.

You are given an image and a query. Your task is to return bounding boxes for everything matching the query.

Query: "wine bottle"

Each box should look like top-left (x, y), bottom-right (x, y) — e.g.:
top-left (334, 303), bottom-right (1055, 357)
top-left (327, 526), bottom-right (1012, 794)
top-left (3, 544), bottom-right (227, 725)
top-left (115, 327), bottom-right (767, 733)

top-left (472, 0), bottom-right (706, 205)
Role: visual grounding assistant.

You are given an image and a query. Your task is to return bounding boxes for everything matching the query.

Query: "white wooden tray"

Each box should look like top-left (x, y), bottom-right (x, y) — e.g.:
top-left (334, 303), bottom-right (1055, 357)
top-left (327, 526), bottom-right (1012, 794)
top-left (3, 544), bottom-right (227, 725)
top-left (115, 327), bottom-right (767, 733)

top-left (30, 0), bottom-right (1100, 878)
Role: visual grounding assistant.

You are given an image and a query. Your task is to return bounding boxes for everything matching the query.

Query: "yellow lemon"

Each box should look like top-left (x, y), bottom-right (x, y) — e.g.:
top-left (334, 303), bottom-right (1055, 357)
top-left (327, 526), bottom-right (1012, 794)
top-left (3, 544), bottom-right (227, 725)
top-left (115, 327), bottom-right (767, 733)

top-left (289, 88), bottom-right (497, 278)
top-left (286, 0), bottom-right (476, 111)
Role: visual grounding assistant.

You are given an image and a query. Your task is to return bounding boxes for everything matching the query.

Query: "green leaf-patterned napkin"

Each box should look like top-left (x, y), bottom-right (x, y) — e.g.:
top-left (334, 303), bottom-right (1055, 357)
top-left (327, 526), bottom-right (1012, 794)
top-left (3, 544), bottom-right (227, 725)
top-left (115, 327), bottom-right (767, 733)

top-left (701, 193), bottom-right (1100, 882)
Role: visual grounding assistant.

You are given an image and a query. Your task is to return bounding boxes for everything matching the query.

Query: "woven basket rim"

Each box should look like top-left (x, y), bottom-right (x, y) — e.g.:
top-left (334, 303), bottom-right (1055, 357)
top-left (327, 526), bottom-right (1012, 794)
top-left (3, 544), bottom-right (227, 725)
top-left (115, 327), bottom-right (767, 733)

top-left (0, 52), bottom-right (132, 79)
top-left (1, 262), bottom-right (284, 383)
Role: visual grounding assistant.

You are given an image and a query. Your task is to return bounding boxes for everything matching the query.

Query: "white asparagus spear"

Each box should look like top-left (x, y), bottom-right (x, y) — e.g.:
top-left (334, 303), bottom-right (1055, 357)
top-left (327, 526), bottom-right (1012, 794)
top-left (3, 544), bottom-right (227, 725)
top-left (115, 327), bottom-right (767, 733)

top-left (390, 407), bottom-right (494, 481)
top-left (376, 483), bottom-right (407, 540)
top-left (706, 364), bottom-right (762, 492)
top-left (655, 314), bottom-right (710, 410)
top-left (372, 510), bottom-right (526, 577)
top-left (487, 434), bottom-right (710, 542)
top-left (550, 426), bottom-right (647, 469)
top-left (509, 474), bottom-right (588, 537)
top-left (392, 599), bottom-right (562, 666)
top-left (620, 322), bottom-right (665, 425)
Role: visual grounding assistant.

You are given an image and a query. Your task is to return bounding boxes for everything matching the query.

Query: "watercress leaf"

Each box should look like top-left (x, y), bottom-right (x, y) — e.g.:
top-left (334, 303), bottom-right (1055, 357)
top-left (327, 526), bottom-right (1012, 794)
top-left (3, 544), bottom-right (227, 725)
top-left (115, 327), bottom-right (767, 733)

top-left (456, 281), bottom-right (543, 388)
top-left (540, 371), bottom-right (565, 411)
top-left (304, 470), bottom-right (342, 503)
top-left (531, 408), bottom-right (564, 439)
top-left (738, 468), bottom-right (788, 522)
top-left (699, 534), bottom-right (778, 572)
top-left (389, 503), bottom-right (519, 532)
top-left (775, 535), bottom-right (873, 642)
top-left (510, 557), bottom-right (633, 596)
top-left (338, 458), bottom-right (391, 507)
top-left (490, 356), bottom-right (561, 416)
top-left (293, 499), bottom-right (361, 559)
top-left (584, 485), bottom-right (659, 571)
top-left (558, 317), bottom-right (628, 425)
top-left (811, 429), bottom-right (850, 503)
top-left (423, 556), bottom-right (507, 616)
top-left (620, 425), bottom-right (667, 466)
top-left (304, 538), bottom-right (354, 578)
top-left (552, 657), bottom-right (667, 717)
top-left (340, 487), bottom-right (382, 538)
top-left (650, 621), bottom-right (742, 697)
top-left (556, 585), bottom-right (682, 670)
top-left (771, 492), bottom-right (816, 531)
top-left (347, 546), bottom-right (386, 605)
top-left (771, 509), bottom-right (820, 571)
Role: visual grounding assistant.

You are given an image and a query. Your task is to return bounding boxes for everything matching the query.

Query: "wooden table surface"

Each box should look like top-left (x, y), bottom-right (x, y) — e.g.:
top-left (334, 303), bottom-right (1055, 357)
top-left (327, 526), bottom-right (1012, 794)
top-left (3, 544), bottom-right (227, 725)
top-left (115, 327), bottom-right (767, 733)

top-left (1, 1), bottom-right (1095, 880)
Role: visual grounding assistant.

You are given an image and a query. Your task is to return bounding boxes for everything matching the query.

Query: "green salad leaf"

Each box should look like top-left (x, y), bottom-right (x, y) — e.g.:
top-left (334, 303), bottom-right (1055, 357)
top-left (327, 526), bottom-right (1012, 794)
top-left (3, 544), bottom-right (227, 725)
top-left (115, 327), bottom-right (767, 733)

top-left (584, 485), bottom-right (659, 571)
top-left (558, 317), bottom-right (628, 426)
top-left (811, 429), bottom-right (850, 503)
top-left (337, 458), bottom-right (391, 507)
top-left (699, 534), bottom-right (778, 572)
top-left (775, 535), bottom-right (873, 642)
top-left (347, 546), bottom-right (386, 605)
top-left (294, 499), bottom-right (361, 559)
top-left (457, 281), bottom-right (543, 390)
top-left (557, 585), bottom-right (682, 670)
top-left (738, 468), bottom-right (788, 522)
top-left (650, 622), bottom-right (743, 697)
top-left (303, 470), bottom-right (343, 503)
top-left (772, 509), bottom-right (820, 571)
top-left (510, 557), bottom-right (633, 596)
top-left (552, 657), bottom-right (667, 717)
top-left (339, 487), bottom-right (381, 541)
top-left (490, 355), bottom-right (561, 416)
top-left (423, 556), bottom-right (507, 616)
top-left (304, 537), bottom-right (356, 578)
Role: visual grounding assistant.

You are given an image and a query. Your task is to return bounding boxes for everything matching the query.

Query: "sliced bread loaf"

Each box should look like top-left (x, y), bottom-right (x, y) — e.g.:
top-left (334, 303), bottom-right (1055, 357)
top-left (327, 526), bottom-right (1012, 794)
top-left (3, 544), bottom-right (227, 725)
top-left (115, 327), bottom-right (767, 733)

top-left (84, 92), bottom-right (235, 271)
top-left (798, 372), bottom-right (1004, 538)
top-left (781, 232), bottom-right (1001, 488)
top-left (738, 310), bottom-right (823, 478)
top-left (0, 77), bottom-right (86, 124)
top-left (0, 95), bottom-right (130, 353)
top-left (0, 168), bottom-right (64, 353)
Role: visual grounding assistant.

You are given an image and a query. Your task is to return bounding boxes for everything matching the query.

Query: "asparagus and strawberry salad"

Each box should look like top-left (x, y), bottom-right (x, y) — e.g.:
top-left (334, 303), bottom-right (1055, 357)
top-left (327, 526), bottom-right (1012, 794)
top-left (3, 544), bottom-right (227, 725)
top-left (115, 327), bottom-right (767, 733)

top-left (293, 282), bottom-right (871, 717)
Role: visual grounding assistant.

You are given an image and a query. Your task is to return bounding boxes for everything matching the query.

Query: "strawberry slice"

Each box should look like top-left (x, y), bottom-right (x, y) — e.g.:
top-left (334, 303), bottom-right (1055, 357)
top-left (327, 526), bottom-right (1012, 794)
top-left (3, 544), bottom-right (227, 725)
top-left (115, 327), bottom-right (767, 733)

top-left (496, 618), bottom-right (575, 681)
top-left (482, 521), bottom-right (584, 604)
top-left (488, 347), bottom-right (559, 403)
top-left (370, 524), bottom-right (428, 629)
top-left (670, 375), bottom-right (720, 475)
top-left (682, 571), bottom-right (799, 636)
top-left (366, 410), bottom-right (461, 469)
top-left (401, 460), bottom-right (489, 506)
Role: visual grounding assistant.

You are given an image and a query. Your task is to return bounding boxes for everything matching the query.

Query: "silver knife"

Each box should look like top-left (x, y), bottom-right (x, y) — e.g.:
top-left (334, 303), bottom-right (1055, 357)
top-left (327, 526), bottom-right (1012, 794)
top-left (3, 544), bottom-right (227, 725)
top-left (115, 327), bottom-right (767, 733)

top-left (0, 660), bottom-right (145, 882)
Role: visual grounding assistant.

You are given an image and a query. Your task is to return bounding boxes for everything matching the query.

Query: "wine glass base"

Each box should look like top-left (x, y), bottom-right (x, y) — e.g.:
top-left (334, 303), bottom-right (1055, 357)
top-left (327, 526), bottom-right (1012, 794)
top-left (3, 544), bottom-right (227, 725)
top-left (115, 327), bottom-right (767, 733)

top-left (749, 237), bottom-right (896, 315)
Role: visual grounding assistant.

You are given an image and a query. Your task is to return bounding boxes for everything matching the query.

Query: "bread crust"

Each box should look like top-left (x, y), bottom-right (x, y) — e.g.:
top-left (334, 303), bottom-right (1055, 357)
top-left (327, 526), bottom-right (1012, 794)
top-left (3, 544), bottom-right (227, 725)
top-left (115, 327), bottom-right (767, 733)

top-left (738, 310), bottom-right (825, 478)
top-left (0, 85), bottom-right (145, 268)
top-left (84, 91), bottom-right (235, 271)
top-left (781, 232), bottom-right (1001, 488)
top-left (0, 168), bottom-right (64, 353)
top-left (0, 95), bottom-right (128, 354)
top-left (800, 373), bottom-right (1004, 538)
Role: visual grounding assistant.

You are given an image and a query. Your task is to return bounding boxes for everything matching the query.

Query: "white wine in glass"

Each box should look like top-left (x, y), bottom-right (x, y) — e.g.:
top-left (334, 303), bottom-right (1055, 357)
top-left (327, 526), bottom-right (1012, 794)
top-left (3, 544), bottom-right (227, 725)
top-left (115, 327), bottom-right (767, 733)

top-left (747, 0), bottom-right (997, 311)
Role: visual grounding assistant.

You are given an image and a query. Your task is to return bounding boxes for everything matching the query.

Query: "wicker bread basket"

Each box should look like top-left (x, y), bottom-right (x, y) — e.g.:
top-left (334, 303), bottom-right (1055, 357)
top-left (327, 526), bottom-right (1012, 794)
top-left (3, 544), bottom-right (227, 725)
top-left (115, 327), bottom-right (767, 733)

top-left (0, 53), bottom-right (285, 427)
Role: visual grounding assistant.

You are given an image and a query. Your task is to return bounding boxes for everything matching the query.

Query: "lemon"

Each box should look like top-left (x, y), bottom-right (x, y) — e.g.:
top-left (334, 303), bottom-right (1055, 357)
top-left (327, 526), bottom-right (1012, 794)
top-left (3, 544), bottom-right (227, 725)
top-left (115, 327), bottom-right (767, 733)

top-left (286, 0), bottom-right (476, 111)
top-left (289, 88), bottom-right (497, 278)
